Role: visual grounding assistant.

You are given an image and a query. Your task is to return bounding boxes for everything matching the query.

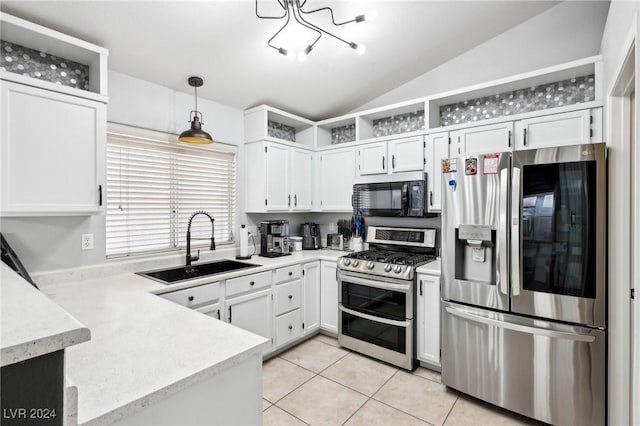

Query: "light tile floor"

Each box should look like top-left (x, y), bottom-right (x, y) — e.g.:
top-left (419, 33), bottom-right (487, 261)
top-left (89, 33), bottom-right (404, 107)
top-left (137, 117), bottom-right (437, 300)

top-left (263, 335), bottom-right (544, 426)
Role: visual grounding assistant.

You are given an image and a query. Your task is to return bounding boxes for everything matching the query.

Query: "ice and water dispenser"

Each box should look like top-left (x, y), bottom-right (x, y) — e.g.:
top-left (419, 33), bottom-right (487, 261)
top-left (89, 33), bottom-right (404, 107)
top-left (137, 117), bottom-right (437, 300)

top-left (454, 224), bottom-right (496, 284)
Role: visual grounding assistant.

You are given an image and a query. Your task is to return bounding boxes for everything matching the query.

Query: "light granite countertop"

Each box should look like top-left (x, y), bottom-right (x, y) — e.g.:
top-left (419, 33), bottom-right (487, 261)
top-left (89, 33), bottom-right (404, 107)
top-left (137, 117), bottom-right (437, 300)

top-left (416, 258), bottom-right (441, 275)
top-left (37, 249), bottom-right (346, 425)
top-left (1, 264), bottom-right (90, 367)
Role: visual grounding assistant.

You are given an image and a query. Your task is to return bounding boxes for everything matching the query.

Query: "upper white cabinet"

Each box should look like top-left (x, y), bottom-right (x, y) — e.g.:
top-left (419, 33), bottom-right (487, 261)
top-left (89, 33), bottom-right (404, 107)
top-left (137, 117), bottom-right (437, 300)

top-left (389, 136), bottom-right (425, 173)
top-left (357, 136), bottom-right (424, 176)
top-left (514, 108), bottom-right (598, 150)
top-left (0, 13), bottom-right (108, 217)
top-left (1, 81), bottom-right (106, 216)
top-left (424, 132), bottom-right (450, 213)
top-left (245, 141), bottom-right (313, 212)
top-left (357, 142), bottom-right (387, 175)
top-left (318, 147), bottom-right (356, 212)
top-left (452, 122), bottom-right (513, 156)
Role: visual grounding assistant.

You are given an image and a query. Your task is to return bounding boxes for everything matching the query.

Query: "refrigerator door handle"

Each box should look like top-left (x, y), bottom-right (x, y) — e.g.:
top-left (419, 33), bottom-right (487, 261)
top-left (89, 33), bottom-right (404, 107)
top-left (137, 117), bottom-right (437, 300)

top-left (511, 167), bottom-right (521, 296)
top-left (444, 306), bottom-right (596, 342)
top-left (498, 168), bottom-right (509, 295)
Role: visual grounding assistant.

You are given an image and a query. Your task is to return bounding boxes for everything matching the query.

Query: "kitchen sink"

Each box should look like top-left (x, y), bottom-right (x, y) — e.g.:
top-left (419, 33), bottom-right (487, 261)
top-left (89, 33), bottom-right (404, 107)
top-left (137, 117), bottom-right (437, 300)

top-left (137, 259), bottom-right (260, 284)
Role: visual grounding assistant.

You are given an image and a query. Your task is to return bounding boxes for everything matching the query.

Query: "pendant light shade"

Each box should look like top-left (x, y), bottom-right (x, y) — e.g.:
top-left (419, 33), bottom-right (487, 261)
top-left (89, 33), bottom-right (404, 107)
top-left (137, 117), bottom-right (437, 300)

top-left (179, 76), bottom-right (214, 144)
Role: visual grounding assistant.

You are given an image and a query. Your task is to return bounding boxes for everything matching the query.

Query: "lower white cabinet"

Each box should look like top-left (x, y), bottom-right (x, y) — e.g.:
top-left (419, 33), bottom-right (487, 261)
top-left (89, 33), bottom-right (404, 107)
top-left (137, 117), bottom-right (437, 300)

top-left (195, 302), bottom-right (222, 321)
top-left (226, 288), bottom-right (273, 350)
top-left (320, 261), bottom-right (339, 334)
top-left (302, 261), bottom-right (320, 334)
top-left (275, 309), bottom-right (303, 347)
top-left (417, 273), bottom-right (441, 366)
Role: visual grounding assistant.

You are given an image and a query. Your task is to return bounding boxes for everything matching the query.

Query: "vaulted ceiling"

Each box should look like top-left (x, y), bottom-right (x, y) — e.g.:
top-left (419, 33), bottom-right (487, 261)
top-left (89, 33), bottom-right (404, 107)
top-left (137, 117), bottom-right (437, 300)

top-left (1, 1), bottom-right (561, 120)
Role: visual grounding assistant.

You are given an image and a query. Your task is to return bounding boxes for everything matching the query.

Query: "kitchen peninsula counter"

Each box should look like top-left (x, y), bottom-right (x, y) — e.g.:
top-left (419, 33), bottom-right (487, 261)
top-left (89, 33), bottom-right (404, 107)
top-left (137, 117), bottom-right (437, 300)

top-left (35, 249), bottom-right (345, 425)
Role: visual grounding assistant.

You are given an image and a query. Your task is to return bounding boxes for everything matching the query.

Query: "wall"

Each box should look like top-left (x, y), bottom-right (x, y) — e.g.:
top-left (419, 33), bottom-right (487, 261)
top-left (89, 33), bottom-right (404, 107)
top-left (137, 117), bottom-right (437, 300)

top-left (598, 2), bottom-right (640, 425)
top-left (0, 71), bottom-right (246, 273)
top-left (354, 1), bottom-right (610, 112)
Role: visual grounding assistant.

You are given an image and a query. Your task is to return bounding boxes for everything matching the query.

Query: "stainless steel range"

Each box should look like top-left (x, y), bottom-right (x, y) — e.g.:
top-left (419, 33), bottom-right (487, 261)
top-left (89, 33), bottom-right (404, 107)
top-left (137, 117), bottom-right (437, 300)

top-left (337, 226), bottom-right (437, 370)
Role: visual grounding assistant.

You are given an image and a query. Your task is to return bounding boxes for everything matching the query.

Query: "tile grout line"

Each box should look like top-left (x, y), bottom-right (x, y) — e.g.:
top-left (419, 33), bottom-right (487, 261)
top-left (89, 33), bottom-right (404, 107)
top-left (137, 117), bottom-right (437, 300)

top-left (441, 394), bottom-right (460, 426)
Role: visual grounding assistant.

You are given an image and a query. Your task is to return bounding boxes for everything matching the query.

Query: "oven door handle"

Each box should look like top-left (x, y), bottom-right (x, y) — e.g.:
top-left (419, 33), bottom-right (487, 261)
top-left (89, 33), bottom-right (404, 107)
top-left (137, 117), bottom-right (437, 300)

top-left (337, 272), bottom-right (411, 292)
top-left (340, 305), bottom-right (409, 328)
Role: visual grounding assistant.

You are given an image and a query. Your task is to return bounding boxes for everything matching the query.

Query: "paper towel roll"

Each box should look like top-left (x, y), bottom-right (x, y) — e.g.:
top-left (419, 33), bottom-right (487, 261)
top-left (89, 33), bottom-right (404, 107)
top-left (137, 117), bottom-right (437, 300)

top-left (240, 224), bottom-right (249, 257)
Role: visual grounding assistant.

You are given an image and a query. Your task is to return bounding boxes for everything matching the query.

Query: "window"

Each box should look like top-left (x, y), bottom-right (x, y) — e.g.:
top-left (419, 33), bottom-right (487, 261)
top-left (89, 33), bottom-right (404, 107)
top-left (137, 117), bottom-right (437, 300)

top-left (106, 126), bottom-right (236, 257)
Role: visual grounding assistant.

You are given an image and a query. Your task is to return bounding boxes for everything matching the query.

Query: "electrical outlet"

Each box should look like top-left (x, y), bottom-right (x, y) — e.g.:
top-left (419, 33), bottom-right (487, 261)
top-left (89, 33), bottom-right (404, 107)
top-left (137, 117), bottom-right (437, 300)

top-left (81, 233), bottom-right (94, 250)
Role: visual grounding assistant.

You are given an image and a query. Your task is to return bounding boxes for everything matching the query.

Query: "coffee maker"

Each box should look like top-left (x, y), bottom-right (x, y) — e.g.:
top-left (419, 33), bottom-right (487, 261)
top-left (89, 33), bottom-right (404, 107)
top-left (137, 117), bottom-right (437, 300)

top-left (300, 223), bottom-right (320, 250)
top-left (260, 220), bottom-right (291, 257)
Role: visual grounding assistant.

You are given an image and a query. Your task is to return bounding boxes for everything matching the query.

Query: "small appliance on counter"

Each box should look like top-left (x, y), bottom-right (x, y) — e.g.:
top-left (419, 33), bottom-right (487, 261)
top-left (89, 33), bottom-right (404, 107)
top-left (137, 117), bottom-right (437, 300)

top-left (300, 223), bottom-right (320, 250)
top-left (326, 233), bottom-right (343, 250)
top-left (289, 236), bottom-right (303, 252)
top-left (260, 220), bottom-right (291, 257)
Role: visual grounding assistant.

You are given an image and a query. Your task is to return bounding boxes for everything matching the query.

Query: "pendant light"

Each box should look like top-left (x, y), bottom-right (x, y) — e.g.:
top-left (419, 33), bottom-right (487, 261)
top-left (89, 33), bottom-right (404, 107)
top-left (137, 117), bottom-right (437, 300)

top-left (179, 76), bottom-right (214, 144)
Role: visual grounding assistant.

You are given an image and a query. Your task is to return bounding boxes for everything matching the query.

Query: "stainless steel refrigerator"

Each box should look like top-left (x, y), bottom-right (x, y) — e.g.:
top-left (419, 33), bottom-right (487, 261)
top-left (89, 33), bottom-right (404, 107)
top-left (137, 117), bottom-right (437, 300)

top-left (441, 143), bottom-right (606, 425)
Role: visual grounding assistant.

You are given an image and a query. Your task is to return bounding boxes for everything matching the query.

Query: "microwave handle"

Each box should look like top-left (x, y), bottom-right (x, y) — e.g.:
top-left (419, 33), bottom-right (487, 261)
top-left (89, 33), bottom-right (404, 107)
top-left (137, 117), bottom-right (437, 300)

top-left (401, 184), bottom-right (409, 215)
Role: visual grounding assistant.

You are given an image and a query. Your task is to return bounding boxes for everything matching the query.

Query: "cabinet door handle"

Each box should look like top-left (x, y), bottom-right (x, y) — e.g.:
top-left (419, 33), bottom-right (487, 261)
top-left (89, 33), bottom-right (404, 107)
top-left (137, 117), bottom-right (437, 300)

top-left (288, 325), bottom-right (293, 330)
top-left (228, 306), bottom-right (232, 322)
top-left (188, 296), bottom-right (194, 302)
top-left (288, 271), bottom-right (293, 276)
top-left (420, 280), bottom-right (423, 296)
top-left (98, 185), bottom-right (103, 206)
top-left (392, 155), bottom-right (395, 169)
top-left (288, 294), bottom-right (293, 300)
top-left (217, 309), bottom-right (221, 320)
top-left (382, 156), bottom-right (385, 170)
top-left (294, 194), bottom-right (297, 207)
top-left (288, 194), bottom-right (291, 207)
top-left (250, 281), bottom-right (255, 286)
top-left (523, 128), bottom-right (527, 146)
top-left (508, 130), bottom-right (512, 148)
top-left (429, 191), bottom-right (433, 206)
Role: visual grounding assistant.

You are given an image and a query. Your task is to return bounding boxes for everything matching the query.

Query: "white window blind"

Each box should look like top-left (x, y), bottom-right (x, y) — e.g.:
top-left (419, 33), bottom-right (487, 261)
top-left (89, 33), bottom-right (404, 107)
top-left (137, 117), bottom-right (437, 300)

top-left (106, 129), bottom-right (236, 257)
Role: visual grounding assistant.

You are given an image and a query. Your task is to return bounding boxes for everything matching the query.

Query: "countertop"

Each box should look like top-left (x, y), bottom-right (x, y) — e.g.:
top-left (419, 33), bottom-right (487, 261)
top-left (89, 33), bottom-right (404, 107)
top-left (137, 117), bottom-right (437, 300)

top-left (36, 249), bottom-right (346, 425)
top-left (1, 264), bottom-right (89, 367)
top-left (416, 258), bottom-right (441, 275)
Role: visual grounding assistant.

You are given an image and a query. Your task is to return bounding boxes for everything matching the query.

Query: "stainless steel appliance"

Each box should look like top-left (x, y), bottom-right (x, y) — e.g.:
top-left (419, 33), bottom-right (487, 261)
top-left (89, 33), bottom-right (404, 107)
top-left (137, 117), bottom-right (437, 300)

top-left (260, 220), bottom-right (290, 257)
top-left (352, 172), bottom-right (430, 217)
top-left (441, 143), bottom-right (606, 425)
top-left (300, 222), bottom-right (320, 250)
top-left (337, 226), bottom-right (437, 370)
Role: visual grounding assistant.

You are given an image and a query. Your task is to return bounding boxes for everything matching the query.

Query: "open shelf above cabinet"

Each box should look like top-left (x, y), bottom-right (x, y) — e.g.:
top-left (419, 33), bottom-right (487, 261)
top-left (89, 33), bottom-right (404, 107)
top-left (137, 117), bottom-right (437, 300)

top-left (0, 12), bottom-right (108, 102)
top-left (316, 115), bottom-right (357, 147)
top-left (358, 100), bottom-right (427, 141)
top-left (244, 105), bottom-right (315, 147)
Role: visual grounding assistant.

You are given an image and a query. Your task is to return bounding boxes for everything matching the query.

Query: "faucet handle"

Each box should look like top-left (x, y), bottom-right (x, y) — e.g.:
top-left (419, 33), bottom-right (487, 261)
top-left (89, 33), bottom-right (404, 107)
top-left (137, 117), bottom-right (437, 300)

top-left (191, 249), bottom-right (200, 262)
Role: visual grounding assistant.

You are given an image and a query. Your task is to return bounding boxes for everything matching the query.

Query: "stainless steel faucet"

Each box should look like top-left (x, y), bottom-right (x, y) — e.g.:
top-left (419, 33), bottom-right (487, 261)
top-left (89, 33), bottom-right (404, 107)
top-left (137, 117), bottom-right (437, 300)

top-left (186, 211), bottom-right (215, 267)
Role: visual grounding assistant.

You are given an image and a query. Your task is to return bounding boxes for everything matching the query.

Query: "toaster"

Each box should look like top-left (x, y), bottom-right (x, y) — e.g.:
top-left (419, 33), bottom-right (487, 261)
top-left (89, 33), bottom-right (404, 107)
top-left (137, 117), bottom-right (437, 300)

top-left (327, 233), bottom-right (344, 250)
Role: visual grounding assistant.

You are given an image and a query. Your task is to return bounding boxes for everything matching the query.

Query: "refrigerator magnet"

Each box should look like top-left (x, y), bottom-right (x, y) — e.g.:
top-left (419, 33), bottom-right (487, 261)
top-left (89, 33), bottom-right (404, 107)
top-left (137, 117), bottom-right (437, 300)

top-left (483, 154), bottom-right (500, 174)
top-left (465, 158), bottom-right (477, 175)
top-left (442, 158), bottom-right (457, 173)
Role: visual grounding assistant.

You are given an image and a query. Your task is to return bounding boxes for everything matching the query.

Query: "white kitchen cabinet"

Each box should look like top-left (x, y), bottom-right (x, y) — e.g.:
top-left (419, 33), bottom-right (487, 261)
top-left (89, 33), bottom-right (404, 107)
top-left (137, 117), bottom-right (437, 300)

top-left (275, 309), bottom-right (303, 347)
top-left (318, 147), bottom-right (356, 211)
top-left (388, 136), bottom-right (424, 173)
top-left (514, 109), bottom-right (595, 150)
top-left (195, 302), bottom-right (223, 321)
top-left (226, 288), bottom-right (273, 350)
top-left (320, 261), bottom-right (339, 334)
top-left (357, 142), bottom-right (387, 175)
top-left (245, 141), bottom-right (313, 212)
top-left (302, 261), bottom-right (320, 334)
top-left (424, 132), bottom-right (450, 213)
top-left (275, 279), bottom-right (302, 316)
top-left (417, 273), bottom-right (440, 366)
top-left (452, 122), bottom-right (513, 156)
top-left (0, 81), bottom-right (106, 216)
top-left (290, 148), bottom-right (313, 210)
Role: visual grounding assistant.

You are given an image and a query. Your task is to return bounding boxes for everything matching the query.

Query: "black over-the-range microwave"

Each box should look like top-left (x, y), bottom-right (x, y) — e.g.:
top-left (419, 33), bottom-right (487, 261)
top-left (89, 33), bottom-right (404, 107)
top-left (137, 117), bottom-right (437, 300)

top-left (352, 172), bottom-right (430, 217)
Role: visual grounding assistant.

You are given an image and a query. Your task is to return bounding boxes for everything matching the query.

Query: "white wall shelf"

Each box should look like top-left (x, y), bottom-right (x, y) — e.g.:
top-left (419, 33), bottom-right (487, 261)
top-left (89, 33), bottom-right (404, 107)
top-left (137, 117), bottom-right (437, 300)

top-left (0, 12), bottom-right (108, 101)
top-left (244, 105), bottom-right (315, 147)
top-left (316, 115), bottom-right (357, 148)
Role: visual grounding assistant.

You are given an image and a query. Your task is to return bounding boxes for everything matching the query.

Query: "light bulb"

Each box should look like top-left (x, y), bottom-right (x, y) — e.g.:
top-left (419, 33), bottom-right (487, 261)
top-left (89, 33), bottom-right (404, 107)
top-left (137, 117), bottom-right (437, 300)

top-left (356, 44), bottom-right (366, 55)
top-left (365, 9), bottom-right (378, 21)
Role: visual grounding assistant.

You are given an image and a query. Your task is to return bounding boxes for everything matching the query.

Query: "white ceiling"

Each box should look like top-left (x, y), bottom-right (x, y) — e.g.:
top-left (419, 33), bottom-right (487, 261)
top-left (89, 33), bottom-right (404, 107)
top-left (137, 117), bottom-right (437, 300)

top-left (1, 1), bottom-right (559, 120)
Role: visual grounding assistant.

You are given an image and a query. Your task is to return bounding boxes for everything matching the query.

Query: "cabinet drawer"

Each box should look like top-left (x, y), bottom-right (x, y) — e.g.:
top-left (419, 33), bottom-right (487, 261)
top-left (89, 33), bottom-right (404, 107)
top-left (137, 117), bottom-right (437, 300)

top-left (275, 264), bottom-right (301, 284)
top-left (226, 271), bottom-right (272, 297)
top-left (160, 282), bottom-right (221, 308)
top-left (275, 309), bottom-right (303, 347)
top-left (275, 279), bottom-right (302, 315)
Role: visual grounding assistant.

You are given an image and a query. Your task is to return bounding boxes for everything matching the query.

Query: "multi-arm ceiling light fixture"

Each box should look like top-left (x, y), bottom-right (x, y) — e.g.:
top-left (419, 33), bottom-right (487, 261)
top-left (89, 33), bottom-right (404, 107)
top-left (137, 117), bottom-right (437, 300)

top-left (256, 0), bottom-right (376, 62)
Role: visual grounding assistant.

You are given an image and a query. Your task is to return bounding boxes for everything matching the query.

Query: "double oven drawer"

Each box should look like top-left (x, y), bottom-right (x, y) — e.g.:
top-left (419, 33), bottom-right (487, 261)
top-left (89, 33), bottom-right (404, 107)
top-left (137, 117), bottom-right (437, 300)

top-left (337, 270), bottom-right (416, 370)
